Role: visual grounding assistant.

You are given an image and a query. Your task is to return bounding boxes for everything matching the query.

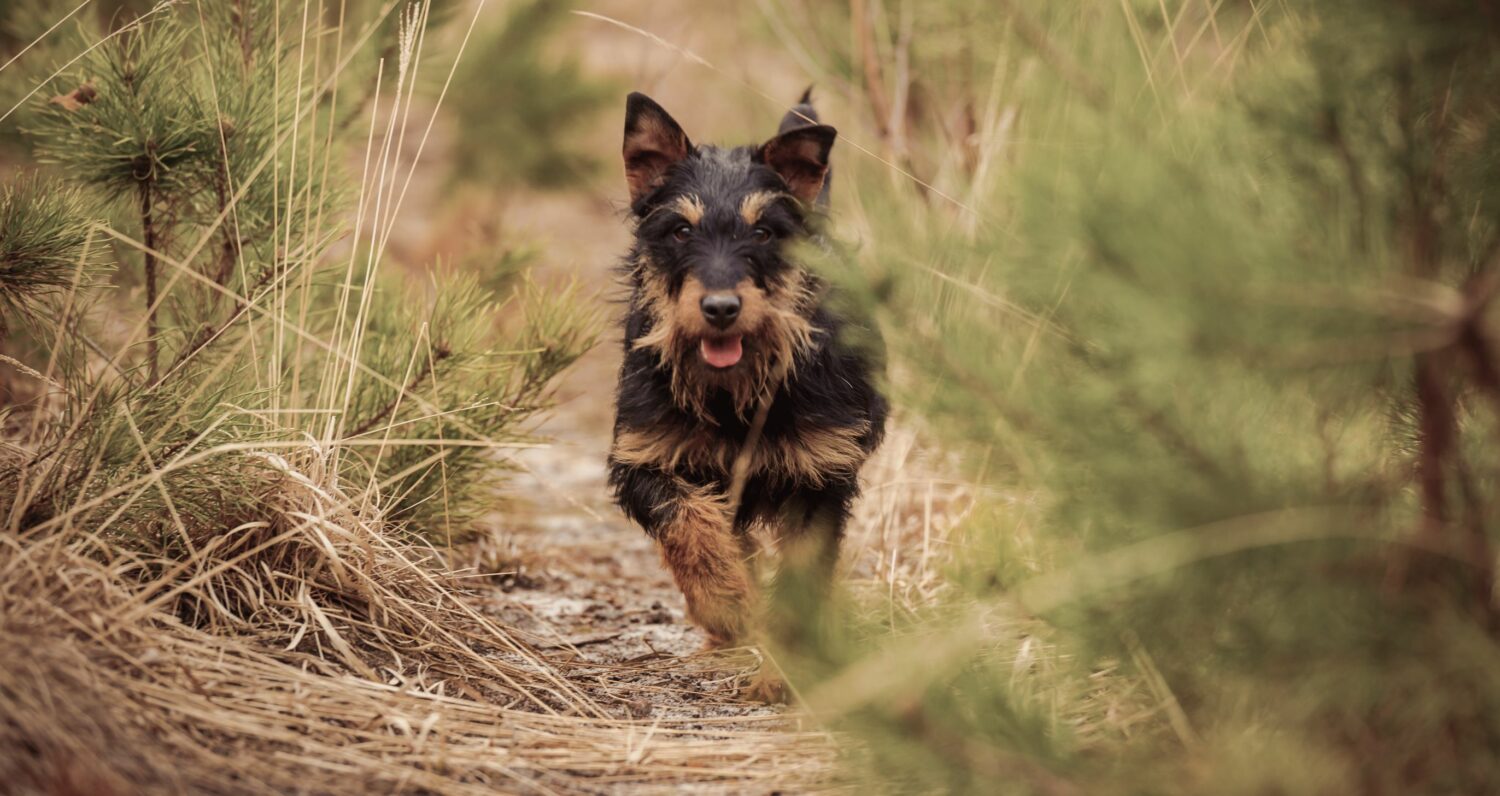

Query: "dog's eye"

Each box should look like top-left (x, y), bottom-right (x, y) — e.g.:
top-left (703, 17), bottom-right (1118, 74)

top-left (672, 224), bottom-right (692, 242)
top-left (751, 226), bottom-right (773, 244)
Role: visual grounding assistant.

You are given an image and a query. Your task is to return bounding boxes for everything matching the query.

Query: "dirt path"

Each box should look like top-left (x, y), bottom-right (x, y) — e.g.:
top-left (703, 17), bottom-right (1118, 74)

top-left (486, 404), bottom-right (784, 723)
top-left (455, 179), bottom-right (787, 722)
top-left (435, 3), bottom-right (826, 723)
top-left (454, 185), bottom-right (964, 730)
top-left (402, 3), bottom-right (973, 781)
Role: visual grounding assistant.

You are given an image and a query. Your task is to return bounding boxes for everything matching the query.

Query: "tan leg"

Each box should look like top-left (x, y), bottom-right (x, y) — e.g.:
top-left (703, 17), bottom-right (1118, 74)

top-left (739, 667), bottom-right (789, 704)
top-left (656, 484), bottom-right (756, 649)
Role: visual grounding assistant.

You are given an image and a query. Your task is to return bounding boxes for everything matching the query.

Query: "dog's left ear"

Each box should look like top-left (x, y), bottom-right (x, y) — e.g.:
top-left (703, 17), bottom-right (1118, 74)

top-left (757, 124), bottom-right (836, 206)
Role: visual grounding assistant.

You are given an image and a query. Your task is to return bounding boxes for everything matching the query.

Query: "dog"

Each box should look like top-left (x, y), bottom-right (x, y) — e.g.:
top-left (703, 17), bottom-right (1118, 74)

top-left (606, 90), bottom-right (888, 696)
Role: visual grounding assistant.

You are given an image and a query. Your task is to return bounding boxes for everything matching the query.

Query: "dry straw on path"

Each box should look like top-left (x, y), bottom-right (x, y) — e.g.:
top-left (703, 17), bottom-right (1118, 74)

top-left (1, 440), bottom-right (840, 794)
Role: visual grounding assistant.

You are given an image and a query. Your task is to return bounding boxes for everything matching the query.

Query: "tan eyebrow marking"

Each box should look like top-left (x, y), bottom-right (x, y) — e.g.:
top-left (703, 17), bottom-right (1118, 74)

top-left (739, 191), bottom-right (784, 225)
top-left (673, 194), bottom-right (706, 225)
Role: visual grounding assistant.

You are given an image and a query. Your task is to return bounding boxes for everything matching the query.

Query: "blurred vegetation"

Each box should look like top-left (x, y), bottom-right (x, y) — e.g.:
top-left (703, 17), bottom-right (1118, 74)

top-left (776, 1), bottom-right (1500, 793)
top-left (0, 177), bottom-right (98, 332)
top-left (6, 0), bottom-right (1500, 792)
top-left (446, 0), bottom-right (614, 189)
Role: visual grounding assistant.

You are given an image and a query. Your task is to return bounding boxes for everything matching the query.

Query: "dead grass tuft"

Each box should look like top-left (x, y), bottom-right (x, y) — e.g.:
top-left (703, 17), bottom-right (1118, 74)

top-left (0, 433), bottom-right (840, 793)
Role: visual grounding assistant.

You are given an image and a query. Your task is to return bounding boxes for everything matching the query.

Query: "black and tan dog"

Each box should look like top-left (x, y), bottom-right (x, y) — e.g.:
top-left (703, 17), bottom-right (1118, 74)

top-left (607, 91), bottom-right (887, 686)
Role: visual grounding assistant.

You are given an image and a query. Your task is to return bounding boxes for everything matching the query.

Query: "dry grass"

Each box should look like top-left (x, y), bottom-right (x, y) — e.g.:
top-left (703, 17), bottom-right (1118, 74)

top-left (842, 419), bottom-right (975, 614)
top-left (820, 419), bottom-right (1165, 757)
top-left (0, 437), bottom-right (843, 794)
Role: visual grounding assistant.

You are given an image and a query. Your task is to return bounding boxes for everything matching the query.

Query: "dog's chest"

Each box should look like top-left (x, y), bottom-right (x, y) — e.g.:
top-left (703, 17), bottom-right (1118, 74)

top-left (612, 409), bottom-right (867, 490)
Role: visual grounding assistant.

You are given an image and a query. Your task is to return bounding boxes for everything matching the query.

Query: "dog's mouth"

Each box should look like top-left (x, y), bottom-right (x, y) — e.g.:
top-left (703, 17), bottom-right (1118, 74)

top-left (699, 335), bottom-right (744, 369)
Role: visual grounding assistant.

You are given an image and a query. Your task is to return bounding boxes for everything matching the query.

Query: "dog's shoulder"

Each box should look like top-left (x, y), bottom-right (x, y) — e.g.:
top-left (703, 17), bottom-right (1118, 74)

top-left (776, 298), bottom-right (888, 448)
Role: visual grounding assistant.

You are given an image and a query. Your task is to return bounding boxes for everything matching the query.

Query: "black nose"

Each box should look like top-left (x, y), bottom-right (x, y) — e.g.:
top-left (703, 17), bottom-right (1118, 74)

top-left (700, 293), bottom-right (741, 329)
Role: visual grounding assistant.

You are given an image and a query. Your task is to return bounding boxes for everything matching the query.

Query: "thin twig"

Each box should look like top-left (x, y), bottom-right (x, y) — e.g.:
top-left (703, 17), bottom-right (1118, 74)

top-left (851, 0), bottom-right (893, 141)
top-left (727, 399), bottom-right (773, 513)
top-left (346, 347), bottom-right (451, 439)
top-left (152, 265), bottom-right (278, 389)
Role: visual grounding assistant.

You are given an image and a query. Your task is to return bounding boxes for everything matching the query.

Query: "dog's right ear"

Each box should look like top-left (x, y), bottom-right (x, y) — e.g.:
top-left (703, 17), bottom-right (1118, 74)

top-left (777, 85), bottom-right (820, 134)
top-left (623, 92), bottom-right (691, 204)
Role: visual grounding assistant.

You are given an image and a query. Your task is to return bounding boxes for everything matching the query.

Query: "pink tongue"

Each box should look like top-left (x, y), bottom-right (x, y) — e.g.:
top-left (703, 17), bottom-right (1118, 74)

top-left (700, 335), bottom-right (744, 368)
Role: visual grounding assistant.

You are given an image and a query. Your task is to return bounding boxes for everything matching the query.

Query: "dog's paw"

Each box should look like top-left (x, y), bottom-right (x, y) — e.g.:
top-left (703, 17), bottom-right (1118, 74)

top-left (738, 670), bottom-right (789, 704)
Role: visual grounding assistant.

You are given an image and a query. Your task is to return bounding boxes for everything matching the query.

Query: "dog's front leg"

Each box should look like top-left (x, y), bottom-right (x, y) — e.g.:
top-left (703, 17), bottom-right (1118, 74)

top-left (658, 483), bottom-right (757, 649)
top-left (609, 464), bottom-right (755, 648)
top-left (776, 480), bottom-right (858, 590)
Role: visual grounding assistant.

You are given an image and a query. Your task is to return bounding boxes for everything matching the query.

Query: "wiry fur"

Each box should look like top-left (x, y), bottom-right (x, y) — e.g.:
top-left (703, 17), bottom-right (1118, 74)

top-left (613, 419), bottom-right (868, 489)
top-left (607, 92), bottom-right (887, 678)
top-left (652, 481), bottom-right (755, 647)
top-left (630, 261), bottom-right (817, 420)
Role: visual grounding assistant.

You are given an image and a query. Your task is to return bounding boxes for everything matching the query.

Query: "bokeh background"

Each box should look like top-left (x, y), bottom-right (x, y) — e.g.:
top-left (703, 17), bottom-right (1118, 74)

top-left (3, 1), bottom-right (1499, 793)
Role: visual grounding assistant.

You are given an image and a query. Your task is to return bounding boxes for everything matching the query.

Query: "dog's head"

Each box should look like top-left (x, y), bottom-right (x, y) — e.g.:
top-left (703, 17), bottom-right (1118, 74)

top-left (621, 91), bottom-right (833, 417)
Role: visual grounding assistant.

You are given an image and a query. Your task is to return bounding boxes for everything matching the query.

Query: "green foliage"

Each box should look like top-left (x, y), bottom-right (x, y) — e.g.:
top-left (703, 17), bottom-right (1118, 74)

top-left (789, 1), bottom-right (1500, 792)
top-left (0, 0), bottom-right (77, 151)
top-left (18, 1), bottom-right (343, 380)
top-left (8, 371), bottom-right (274, 556)
top-left (0, 177), bottom-right (100, 330)
top-left (30, 20), bottom-right (208, 202)
top-left (446, 0), bottom-right (614, 189)
top-left (3, 0), bottom-right (594, 555)
top-left (342, 272), bottom-right (595, 539)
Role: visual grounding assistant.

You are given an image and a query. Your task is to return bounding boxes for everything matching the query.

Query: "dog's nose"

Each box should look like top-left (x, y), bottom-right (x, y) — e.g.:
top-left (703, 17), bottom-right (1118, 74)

top-left (700, 293), bottom-right (741, 330)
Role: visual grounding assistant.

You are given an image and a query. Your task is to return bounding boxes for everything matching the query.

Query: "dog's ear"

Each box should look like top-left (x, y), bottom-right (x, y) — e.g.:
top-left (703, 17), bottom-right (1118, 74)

top-left (777, 85), bottom-right (820, 134)
top-left (623, 92), bottom-right (691, 204)
top-left (757, 123), bottom-right (836, 206)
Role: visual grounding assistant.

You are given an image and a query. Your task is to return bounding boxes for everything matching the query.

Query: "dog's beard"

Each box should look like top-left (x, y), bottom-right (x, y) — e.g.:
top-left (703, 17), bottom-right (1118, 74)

top-left (633, 264), bottom-right (818, 421)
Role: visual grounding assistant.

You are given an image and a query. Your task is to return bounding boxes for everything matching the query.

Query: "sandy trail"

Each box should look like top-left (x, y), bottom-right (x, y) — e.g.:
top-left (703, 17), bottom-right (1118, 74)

top-left (434, 3), bottom-right (823, 724)
top-left (398, 0), bottom-right (968, 769)
top-left (464, 179), bottom-right (786, 722)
